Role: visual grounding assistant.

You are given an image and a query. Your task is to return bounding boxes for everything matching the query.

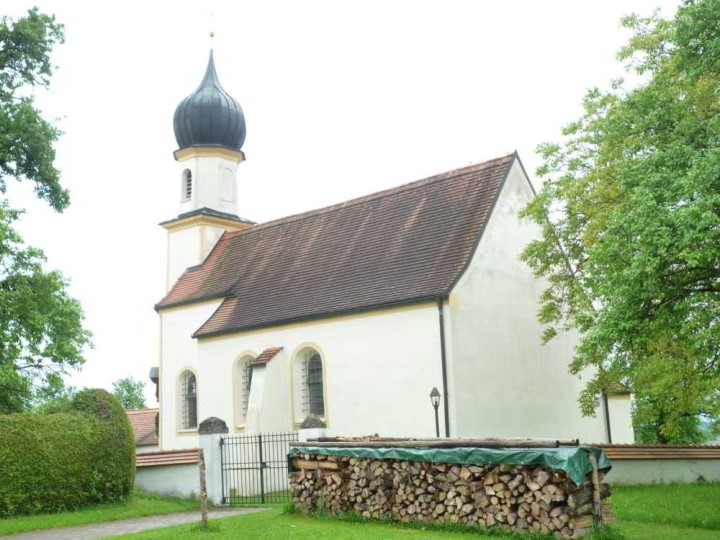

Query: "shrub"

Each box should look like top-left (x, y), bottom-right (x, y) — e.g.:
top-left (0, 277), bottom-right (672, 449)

top-left (0, 389), bottom-right (135, 516)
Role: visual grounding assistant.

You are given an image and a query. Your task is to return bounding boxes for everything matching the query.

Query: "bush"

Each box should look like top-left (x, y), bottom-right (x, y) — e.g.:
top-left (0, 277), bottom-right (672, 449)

top-left (0, 389), bottom-right (135, 516)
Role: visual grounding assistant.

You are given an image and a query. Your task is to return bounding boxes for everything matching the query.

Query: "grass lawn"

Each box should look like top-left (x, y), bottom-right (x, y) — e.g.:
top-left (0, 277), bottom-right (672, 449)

top-left (3, 483), bottom-right (719, 539)
top-left (0, 490), bottom-right (198, 536)
top-left (109, 507), bottom-right (535, 540)
top-left (111, 483), bottom-right (720, 540)
top-left (613, 483), bottom-right (720, 540)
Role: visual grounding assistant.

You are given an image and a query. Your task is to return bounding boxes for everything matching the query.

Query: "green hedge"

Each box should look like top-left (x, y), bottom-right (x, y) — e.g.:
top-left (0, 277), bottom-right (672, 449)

top-left (0, 389), bottom-right (135, 516)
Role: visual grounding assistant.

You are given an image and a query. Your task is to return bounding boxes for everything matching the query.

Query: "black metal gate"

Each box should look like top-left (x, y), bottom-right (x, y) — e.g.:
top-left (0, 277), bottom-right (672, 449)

top-left (220, 432), bottom-right (298, 504)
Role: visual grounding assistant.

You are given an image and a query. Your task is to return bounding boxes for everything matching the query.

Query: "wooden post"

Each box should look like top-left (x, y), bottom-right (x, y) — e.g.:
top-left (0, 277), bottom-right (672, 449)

top-left (588, 453), bottom-right (602, 525)
top-left (199, 449), bottom-right (209, 528)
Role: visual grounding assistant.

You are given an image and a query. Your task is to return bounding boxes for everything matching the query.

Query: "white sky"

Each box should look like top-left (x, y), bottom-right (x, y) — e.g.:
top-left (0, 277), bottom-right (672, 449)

top-left (4, 0), bottom-right (679, 405)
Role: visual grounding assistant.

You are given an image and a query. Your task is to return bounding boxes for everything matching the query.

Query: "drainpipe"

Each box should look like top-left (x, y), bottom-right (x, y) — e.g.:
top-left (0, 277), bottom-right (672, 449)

top-left (437, 298), bottom-right (451, 437)
top-left (602, 392), bottom-right (613, 443)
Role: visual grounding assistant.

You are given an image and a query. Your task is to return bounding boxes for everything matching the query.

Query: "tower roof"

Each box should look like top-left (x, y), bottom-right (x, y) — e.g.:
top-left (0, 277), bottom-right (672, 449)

top-left (173, 51), bottom-right (246, 152)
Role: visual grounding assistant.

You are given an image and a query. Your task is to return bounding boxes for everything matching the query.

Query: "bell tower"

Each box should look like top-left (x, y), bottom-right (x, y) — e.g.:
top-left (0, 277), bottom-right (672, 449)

top-left (161, 51), bottom-right (253, 289)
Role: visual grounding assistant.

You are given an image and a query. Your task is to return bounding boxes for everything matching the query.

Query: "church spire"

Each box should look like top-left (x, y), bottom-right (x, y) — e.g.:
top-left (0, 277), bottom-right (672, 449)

top-left (173, 50), bottom-right (246, 153)
top-left (162, 51), bottom-right (252, 290)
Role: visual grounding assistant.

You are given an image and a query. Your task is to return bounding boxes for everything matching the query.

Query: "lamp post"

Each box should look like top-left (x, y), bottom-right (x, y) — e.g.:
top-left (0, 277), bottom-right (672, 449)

top-left (429, 387), bottom-right (441, 437)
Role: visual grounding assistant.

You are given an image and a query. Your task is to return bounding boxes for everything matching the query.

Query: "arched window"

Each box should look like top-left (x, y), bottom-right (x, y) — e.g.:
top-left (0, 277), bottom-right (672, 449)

top-left (181, 169), bottom-right (192, 201)
top-left (234, 355), bottom-right (254, 426)
top-left (179, 370), bottom-right (197, 429)
top-left (304, 351), bottom-right (324, 417)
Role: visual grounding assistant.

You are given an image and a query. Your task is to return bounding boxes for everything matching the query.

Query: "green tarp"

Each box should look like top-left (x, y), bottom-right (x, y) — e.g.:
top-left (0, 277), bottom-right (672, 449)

top-left (288, 445), bottom-right (611, 485)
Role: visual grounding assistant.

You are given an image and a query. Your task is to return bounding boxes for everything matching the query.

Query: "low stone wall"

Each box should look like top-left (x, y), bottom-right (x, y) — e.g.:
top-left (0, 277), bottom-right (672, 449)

top-left (135, 449), bottom-right (200, 499)
top-left (290, 453), bottom-right (613, 538)
top-left (597, 444), bottom-right (720, 484)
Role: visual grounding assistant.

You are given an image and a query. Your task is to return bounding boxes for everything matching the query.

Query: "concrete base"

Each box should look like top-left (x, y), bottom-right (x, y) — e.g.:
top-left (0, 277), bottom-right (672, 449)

top-left (135, 464), bottom-right (200, 499)
top-left (606, 459), bottom-right (720, 484)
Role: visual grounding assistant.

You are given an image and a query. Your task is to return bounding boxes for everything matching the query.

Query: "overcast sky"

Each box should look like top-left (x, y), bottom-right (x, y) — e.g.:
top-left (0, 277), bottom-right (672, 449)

top-left (5, 0), bottom-right (679, 405)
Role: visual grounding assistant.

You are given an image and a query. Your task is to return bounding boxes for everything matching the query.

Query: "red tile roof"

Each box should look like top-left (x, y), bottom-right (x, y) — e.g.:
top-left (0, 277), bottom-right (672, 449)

top-left (251, 347), bottom-right (283, 366)
top-left (157, 154), bottom-right (517, 337)
top-left (136, 448), bottom-right (200, 467)
top-left (127, 408), bottom-right (159, 447)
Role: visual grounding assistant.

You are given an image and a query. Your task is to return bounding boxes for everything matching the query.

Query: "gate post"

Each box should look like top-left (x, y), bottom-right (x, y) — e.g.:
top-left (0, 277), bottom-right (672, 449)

top-left (198, 417), bottom-right (229, 505)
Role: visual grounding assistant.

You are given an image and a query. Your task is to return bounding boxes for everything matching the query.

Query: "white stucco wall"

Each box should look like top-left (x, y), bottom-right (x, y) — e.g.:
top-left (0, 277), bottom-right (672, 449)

top-left (605, 459), bottom-right (720, 484)
top-left (177, 155), bottom-right (238, 216)
top-left (165, 226), bottom-right (229, 290)
top-left (447, 160), bottom-right (611, 442)
top-left (607, 395), bottom-right (634, 444)
top-left (135, 464), bottom-right (199, 499)
top-left (159, 300), bottom-right (223, 450)
top-left (159, 302), bottom-right (444, 450)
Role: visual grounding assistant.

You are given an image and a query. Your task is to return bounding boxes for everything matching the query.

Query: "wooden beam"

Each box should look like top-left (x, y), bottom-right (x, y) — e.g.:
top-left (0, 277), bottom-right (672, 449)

top-left (293, 437), bottom-right (580, 449)
top-left (291, 458), bottom-right (343, 470)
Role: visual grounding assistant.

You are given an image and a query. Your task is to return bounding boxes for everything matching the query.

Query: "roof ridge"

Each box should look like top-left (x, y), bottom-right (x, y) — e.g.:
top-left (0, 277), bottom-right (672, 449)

top-left (227, 154), bottom-right (515, 240)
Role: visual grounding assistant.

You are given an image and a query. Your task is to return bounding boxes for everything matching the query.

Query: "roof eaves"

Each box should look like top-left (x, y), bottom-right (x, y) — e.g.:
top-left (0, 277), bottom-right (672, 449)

top-left (511, 150), bottom-right (536, 196)
top-left (155, 293), bottom-right (228, 313)
top-left (192, 295), bottom-right (441, 340)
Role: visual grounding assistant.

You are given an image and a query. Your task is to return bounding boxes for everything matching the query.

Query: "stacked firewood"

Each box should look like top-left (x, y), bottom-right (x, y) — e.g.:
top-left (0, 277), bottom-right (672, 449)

top-left (290, 454), bottom-right (613, 538)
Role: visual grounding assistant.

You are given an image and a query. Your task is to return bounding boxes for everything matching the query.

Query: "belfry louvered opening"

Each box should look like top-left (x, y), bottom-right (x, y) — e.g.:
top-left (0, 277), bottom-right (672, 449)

top-left (182, 169), bottom-right (192, 201)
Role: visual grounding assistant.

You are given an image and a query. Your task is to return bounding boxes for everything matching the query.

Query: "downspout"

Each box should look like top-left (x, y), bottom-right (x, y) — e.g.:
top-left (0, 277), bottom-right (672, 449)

top-left (602, 392), bottom-right (613, 444)
top-left (437, 298), bottom-right (451, 437)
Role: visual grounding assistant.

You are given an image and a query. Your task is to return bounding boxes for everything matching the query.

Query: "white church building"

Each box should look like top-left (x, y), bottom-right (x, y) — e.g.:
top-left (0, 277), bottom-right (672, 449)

top-left (154, 52), bottom-right (634, 451)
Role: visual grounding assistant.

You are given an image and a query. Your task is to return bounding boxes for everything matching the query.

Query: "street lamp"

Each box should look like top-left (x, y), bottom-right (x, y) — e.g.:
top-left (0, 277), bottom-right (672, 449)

top-left (429, 387), bottom-right (441, 437)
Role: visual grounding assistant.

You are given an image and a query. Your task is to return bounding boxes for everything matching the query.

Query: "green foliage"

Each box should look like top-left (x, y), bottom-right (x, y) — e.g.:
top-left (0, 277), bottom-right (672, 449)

top-left (113, 376), bottom-right (147, 409)
top-left (520, 0), bottom-right (720, 442)
top-left (0, 8), bottom-right (67, 210)
top-left (0, 9), bottom-right (91, 413)
top-left (0, 389), bottom-right (135, 517)
top-left (0, 202), bottom-right (92, 412)
top-left (31, 377), bottom-right (77, 413)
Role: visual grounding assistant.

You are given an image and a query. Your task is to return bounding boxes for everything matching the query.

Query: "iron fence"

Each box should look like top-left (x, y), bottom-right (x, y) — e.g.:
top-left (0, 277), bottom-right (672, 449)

top-left (220, 431), bottom-right (298, 504)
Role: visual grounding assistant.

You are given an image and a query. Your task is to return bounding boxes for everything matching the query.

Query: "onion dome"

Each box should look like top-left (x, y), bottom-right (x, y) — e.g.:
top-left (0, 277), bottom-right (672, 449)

top-left (173, 50), bottom-right (246, 151)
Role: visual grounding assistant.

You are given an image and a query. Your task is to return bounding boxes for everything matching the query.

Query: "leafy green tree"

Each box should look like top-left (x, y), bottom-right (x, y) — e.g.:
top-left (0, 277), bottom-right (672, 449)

top-left (521, 0), bottom-right (720, 442)
top-left (0, 204), bottom-right (90, 412)
top-left (0, 8), bottom-right (67, 210)
top-left (31, 374), bottom-right (77, 413)
top-left (112, 377), bottom-right (147, 410)
top-left (0, 10), bottom-right (91, 412)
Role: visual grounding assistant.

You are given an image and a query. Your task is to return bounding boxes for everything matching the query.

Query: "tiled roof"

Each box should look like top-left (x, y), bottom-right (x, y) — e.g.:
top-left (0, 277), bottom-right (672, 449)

top-left (157, 153), bottom-right (517, 337)
top-left (127, 408), bottom-right (159, 447)
top-left (251, 347), bottom-right (283, 366)
top-left (136, 448), bottom-right (200, 467)
top-left (594, 444), bottom-right (720, 460)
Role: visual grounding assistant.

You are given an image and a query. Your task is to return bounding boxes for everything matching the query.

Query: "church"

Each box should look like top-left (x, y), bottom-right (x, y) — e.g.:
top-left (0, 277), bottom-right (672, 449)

top-left (154, 52), bottom-right (634, 451)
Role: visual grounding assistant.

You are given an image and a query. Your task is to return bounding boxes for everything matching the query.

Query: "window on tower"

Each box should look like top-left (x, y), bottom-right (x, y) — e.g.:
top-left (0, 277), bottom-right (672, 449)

top-left (181, 169), bottom-right (192, 201)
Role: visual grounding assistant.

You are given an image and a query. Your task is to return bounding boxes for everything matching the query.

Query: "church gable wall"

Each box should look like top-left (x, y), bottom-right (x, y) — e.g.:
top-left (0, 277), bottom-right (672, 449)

top-left (446, 160), bottom-right (608, 442)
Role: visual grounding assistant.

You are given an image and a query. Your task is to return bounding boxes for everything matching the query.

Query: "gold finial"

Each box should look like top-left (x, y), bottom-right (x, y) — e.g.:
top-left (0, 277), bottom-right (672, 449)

top-left (208, 9), bottom-right (216, 42)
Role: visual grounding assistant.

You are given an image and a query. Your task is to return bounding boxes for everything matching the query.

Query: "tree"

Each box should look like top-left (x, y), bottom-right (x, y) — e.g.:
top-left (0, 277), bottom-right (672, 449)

top-left (0, 204), bottom-right (90, 412)
top-left (521, 0), bottom-right (720, 442)
top-left (0, 8), bottom-right (68, 211)
top-left (0, 10), bottom-right (91, 412)
top-left (112, 377), bottom-right (147, 410)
